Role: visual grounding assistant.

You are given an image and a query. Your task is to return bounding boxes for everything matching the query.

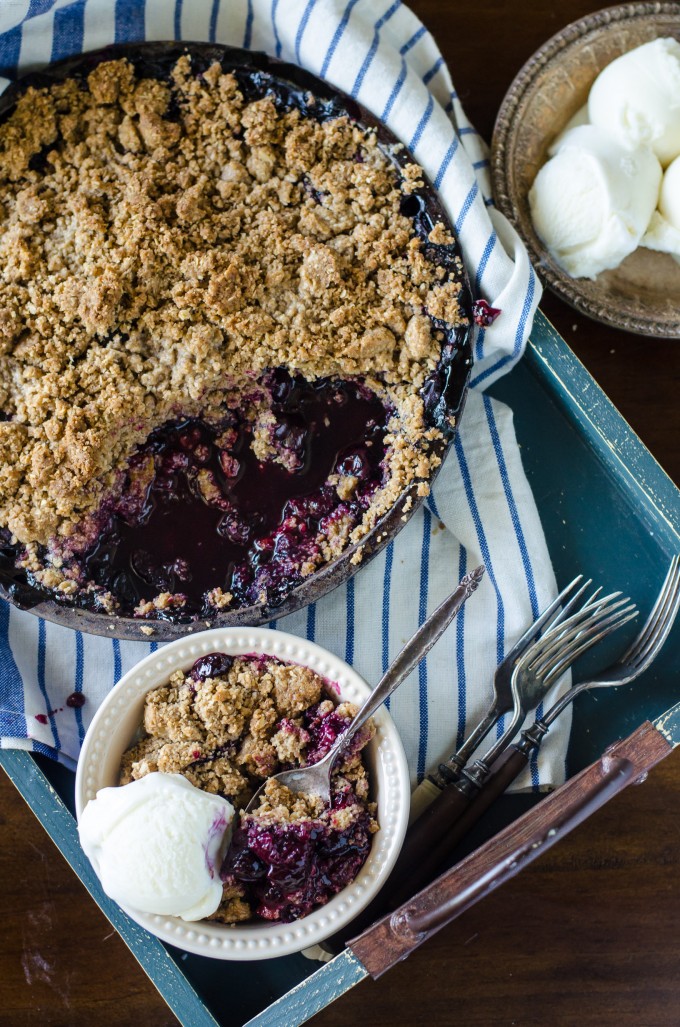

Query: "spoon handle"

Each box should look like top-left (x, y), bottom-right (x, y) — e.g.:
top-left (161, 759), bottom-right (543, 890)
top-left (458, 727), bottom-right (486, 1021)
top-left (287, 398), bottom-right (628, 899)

top-left (326, 565), bottom-right (485, 767)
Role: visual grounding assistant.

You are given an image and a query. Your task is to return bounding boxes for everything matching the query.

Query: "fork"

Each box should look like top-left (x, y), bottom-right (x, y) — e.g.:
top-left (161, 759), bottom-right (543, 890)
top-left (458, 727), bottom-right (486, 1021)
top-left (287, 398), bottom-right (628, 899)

top-left (393, 586), bottom-right (638, 862)
top-left (465, 553), bottom-right (680, 812)
top-left (459, 586), bottom-right (639, 788)
top-left (421, 576), bottom-right (588, 794)
top-left (410, 575), bottom-right (622, 819)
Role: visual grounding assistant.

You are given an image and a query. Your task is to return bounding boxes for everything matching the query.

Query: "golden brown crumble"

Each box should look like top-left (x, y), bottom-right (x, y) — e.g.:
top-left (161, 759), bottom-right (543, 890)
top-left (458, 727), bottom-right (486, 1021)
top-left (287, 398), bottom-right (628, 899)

top-left (120, 656), bottom-right (371, 806)
top-left (207, 887), bottom-right (252, 924)
top-left (0, 56), bottom-right (466, 573)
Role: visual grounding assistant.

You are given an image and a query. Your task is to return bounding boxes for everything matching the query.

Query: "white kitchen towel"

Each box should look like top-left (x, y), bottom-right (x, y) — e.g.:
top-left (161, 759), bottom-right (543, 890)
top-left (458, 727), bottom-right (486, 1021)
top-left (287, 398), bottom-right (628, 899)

top-left (0, 0), bottom-right (570, 792)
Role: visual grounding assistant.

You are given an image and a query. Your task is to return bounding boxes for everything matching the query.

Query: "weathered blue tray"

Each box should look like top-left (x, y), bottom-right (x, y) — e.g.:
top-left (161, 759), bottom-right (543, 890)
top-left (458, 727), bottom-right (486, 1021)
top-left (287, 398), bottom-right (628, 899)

top-left (2, 308), bottom-right (679, 1026)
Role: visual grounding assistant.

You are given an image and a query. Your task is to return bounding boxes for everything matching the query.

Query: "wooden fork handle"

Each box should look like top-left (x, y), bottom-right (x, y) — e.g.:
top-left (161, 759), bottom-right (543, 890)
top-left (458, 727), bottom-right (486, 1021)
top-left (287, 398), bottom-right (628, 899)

top-left (329, 747), bottom-right (536, 951)
top-left (388, 747), bottom-right (535, 903)
top-left (348, 720), bottom-right (673, 979)
top-left (387, 748), bottom-right (537, 916)
top-left (398, 781), bottom-right (474, 872)
top-left (465, 744), bottom-right (533, 814)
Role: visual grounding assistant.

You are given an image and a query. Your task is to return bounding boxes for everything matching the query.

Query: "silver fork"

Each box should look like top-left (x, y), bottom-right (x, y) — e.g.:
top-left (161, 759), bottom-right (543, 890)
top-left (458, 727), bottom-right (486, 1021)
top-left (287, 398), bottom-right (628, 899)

top-left (408, 577), bottom-right (629, 819)
top-left (453, 586), bottom-right (639, 792)
top-left (522, 553), bottom-right (680, 743)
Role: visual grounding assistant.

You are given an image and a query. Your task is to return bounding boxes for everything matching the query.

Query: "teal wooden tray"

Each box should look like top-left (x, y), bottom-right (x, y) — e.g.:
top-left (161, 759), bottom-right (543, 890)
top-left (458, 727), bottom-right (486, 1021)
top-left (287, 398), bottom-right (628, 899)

top-left (2, 309), bottom-right (679, 1026)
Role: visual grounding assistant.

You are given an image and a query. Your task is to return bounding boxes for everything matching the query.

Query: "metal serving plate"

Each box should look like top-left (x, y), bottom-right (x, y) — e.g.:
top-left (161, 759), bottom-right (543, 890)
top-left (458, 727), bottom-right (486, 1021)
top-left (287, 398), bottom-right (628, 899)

top-left (491, 2), bottom-right (680, 339)
top-left (1, 309), bottom-right (679, 1026)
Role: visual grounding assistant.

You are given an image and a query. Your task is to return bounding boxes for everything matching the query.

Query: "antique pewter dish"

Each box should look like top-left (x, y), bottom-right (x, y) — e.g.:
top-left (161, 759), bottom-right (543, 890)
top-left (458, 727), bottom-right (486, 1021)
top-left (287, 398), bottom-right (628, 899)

top-left (0, 42), bottom-right (473, 640)
top-left (491, 2), bottom-right (680, 337)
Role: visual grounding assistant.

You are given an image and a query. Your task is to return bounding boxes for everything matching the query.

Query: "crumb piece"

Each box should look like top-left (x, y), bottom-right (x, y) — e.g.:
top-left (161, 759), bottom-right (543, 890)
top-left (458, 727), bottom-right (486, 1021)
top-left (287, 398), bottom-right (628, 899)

top-left (205, 587), bottom-right (233, 610)
top-left (253, 777), bottom-right (325, 822)
top-left (271, 664), bottom-right (323, 717)
top-left (270, 717), bottom-right (310, 763)
top-left (208, 885), bottom-right (252, 924)
top-left (134, 593), bottom-right (187, 617)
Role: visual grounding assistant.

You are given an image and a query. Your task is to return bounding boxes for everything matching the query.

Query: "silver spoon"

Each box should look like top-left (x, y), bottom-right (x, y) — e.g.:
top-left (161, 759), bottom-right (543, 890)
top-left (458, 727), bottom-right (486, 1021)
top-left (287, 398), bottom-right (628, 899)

top-left (244, 564), bottom-right (485, 812)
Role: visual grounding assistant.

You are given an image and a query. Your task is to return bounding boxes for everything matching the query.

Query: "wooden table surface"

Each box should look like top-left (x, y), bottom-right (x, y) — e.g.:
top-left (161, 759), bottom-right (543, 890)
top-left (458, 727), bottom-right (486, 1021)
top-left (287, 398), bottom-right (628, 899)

top-left (1, 2), bottom-right (679, 1025)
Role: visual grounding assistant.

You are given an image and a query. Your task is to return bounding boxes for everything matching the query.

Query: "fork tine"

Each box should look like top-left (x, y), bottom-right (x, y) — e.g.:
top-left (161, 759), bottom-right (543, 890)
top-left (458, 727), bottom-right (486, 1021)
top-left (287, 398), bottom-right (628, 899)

top-left (621, 557), bottom-right (677, 660)
top-left (534, 586), bottom-right (617, 642)
top-left (619, 556), bottom-right (680, 668)
top-left (501, 575), bottom-right (587, 665)
top-left (533, 600), bottom-right (636, 678)
top-left (526, 590), bottom-right (626, 672)
top-left (542, 607), bottom-right (638, 682)
top-left (540, 577), bottom-right (593, 631)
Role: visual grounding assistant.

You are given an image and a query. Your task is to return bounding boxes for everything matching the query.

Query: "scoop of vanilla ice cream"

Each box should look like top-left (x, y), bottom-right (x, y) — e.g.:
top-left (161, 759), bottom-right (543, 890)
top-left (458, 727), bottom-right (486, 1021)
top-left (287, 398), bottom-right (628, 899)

top-left (659, 153), bottom-right (680, 228)
top-left (642, 155), bottom-right (680, 258)
top-left (588, 38), bottom-right (680, 167)
top-left (641, 210), bottom-right (680, 259)
top-left (78, 772), bottom-right (235, 921)
top-left (529, 126), bottom-right (662, 279)
top-left (550, 103), bottom-right (590, 150)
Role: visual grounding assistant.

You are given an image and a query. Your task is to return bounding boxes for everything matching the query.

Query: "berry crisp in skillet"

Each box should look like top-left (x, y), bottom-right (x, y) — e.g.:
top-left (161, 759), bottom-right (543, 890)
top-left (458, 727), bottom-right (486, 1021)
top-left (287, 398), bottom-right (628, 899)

top-left (0, 49), bottom-right (471, 624)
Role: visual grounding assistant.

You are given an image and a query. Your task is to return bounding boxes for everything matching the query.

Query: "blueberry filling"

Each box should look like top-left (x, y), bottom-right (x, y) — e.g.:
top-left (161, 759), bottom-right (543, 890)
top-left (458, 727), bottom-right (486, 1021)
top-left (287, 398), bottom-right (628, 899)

top-left (302, 702), bottom-right (354, 766)
top-left (64, 375), bottom-right (388, 618)
top-left (472, 298), bottom-right (502, 327)
top-left (222, 809), bottom-right (373, 922)
top-left (190, 652), bottom-right (234, 682)
top-left (218, 696), bottom-right (373, 923)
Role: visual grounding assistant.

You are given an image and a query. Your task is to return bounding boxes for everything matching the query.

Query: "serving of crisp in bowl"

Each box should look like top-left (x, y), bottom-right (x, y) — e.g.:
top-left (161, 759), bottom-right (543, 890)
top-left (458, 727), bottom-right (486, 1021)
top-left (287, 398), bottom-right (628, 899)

top-left (74, 627), bottom-right (410, 959)
top-left (491, 2), bottom-right (680, 337)
top-left (0, 42), bottom-right (473, 640)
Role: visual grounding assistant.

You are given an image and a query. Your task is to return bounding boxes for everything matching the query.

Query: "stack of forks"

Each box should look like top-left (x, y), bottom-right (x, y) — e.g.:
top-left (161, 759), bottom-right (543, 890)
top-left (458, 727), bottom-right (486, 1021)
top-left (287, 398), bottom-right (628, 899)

top-left (322, 555), bottom-right (680, 955)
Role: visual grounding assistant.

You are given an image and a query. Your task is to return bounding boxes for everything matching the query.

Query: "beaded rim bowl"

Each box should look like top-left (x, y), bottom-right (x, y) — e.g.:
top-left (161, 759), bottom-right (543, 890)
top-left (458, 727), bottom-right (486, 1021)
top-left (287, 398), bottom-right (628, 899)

top-left (74, 626), bottom-right (411, 960)
top-left (491, 2), bottom-right (680, 337)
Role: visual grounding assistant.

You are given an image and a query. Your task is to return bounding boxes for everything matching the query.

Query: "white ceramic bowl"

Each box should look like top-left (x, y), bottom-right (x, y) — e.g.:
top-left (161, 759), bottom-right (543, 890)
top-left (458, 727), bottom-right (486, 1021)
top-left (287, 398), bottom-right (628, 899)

top-left (74, 627), bottom-right (410, 960)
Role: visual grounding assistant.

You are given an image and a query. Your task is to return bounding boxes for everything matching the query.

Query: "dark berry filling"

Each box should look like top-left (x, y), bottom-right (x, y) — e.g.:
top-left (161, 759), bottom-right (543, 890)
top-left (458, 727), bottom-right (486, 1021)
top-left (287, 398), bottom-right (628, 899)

top-left (216, 694), bottom-right (373, 923)
top-left (190, 652), bottom-right (234, 682)
top-left (472, 298), bottom-right (502, 327)
top-left (302, 702), bottom-right (353, 766)
top-left (60, 374), bottom-right (387, 618)
top-left (221, 809), bottom-right (373, 923)
top-left (66, 691), bottom-right (86, 709)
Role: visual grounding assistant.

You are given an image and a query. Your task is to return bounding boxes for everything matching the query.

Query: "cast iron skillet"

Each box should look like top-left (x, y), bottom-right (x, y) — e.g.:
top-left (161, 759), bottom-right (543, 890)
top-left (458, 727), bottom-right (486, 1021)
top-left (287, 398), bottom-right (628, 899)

top-left (0, 42), bottom-right (474, 640)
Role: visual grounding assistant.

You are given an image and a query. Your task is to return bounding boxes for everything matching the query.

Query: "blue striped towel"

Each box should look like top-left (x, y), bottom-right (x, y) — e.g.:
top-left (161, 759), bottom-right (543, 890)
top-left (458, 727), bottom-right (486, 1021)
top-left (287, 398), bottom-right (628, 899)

top-left (0, 0), bottom-right (571, 793)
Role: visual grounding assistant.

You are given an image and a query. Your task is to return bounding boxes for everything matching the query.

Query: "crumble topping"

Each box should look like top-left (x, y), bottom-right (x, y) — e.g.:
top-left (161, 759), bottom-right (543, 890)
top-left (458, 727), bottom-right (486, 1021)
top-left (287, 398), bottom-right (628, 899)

top-left (0, 55), bottom-right (467, 613)
top-left (120, 652), bottom-right (377, 923)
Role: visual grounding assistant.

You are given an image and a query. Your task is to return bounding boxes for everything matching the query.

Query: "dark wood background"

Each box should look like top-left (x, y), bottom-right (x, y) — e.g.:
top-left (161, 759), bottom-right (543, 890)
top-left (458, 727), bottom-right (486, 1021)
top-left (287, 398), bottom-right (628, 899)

top-left (1, 2), bottom-right (679, 1024)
